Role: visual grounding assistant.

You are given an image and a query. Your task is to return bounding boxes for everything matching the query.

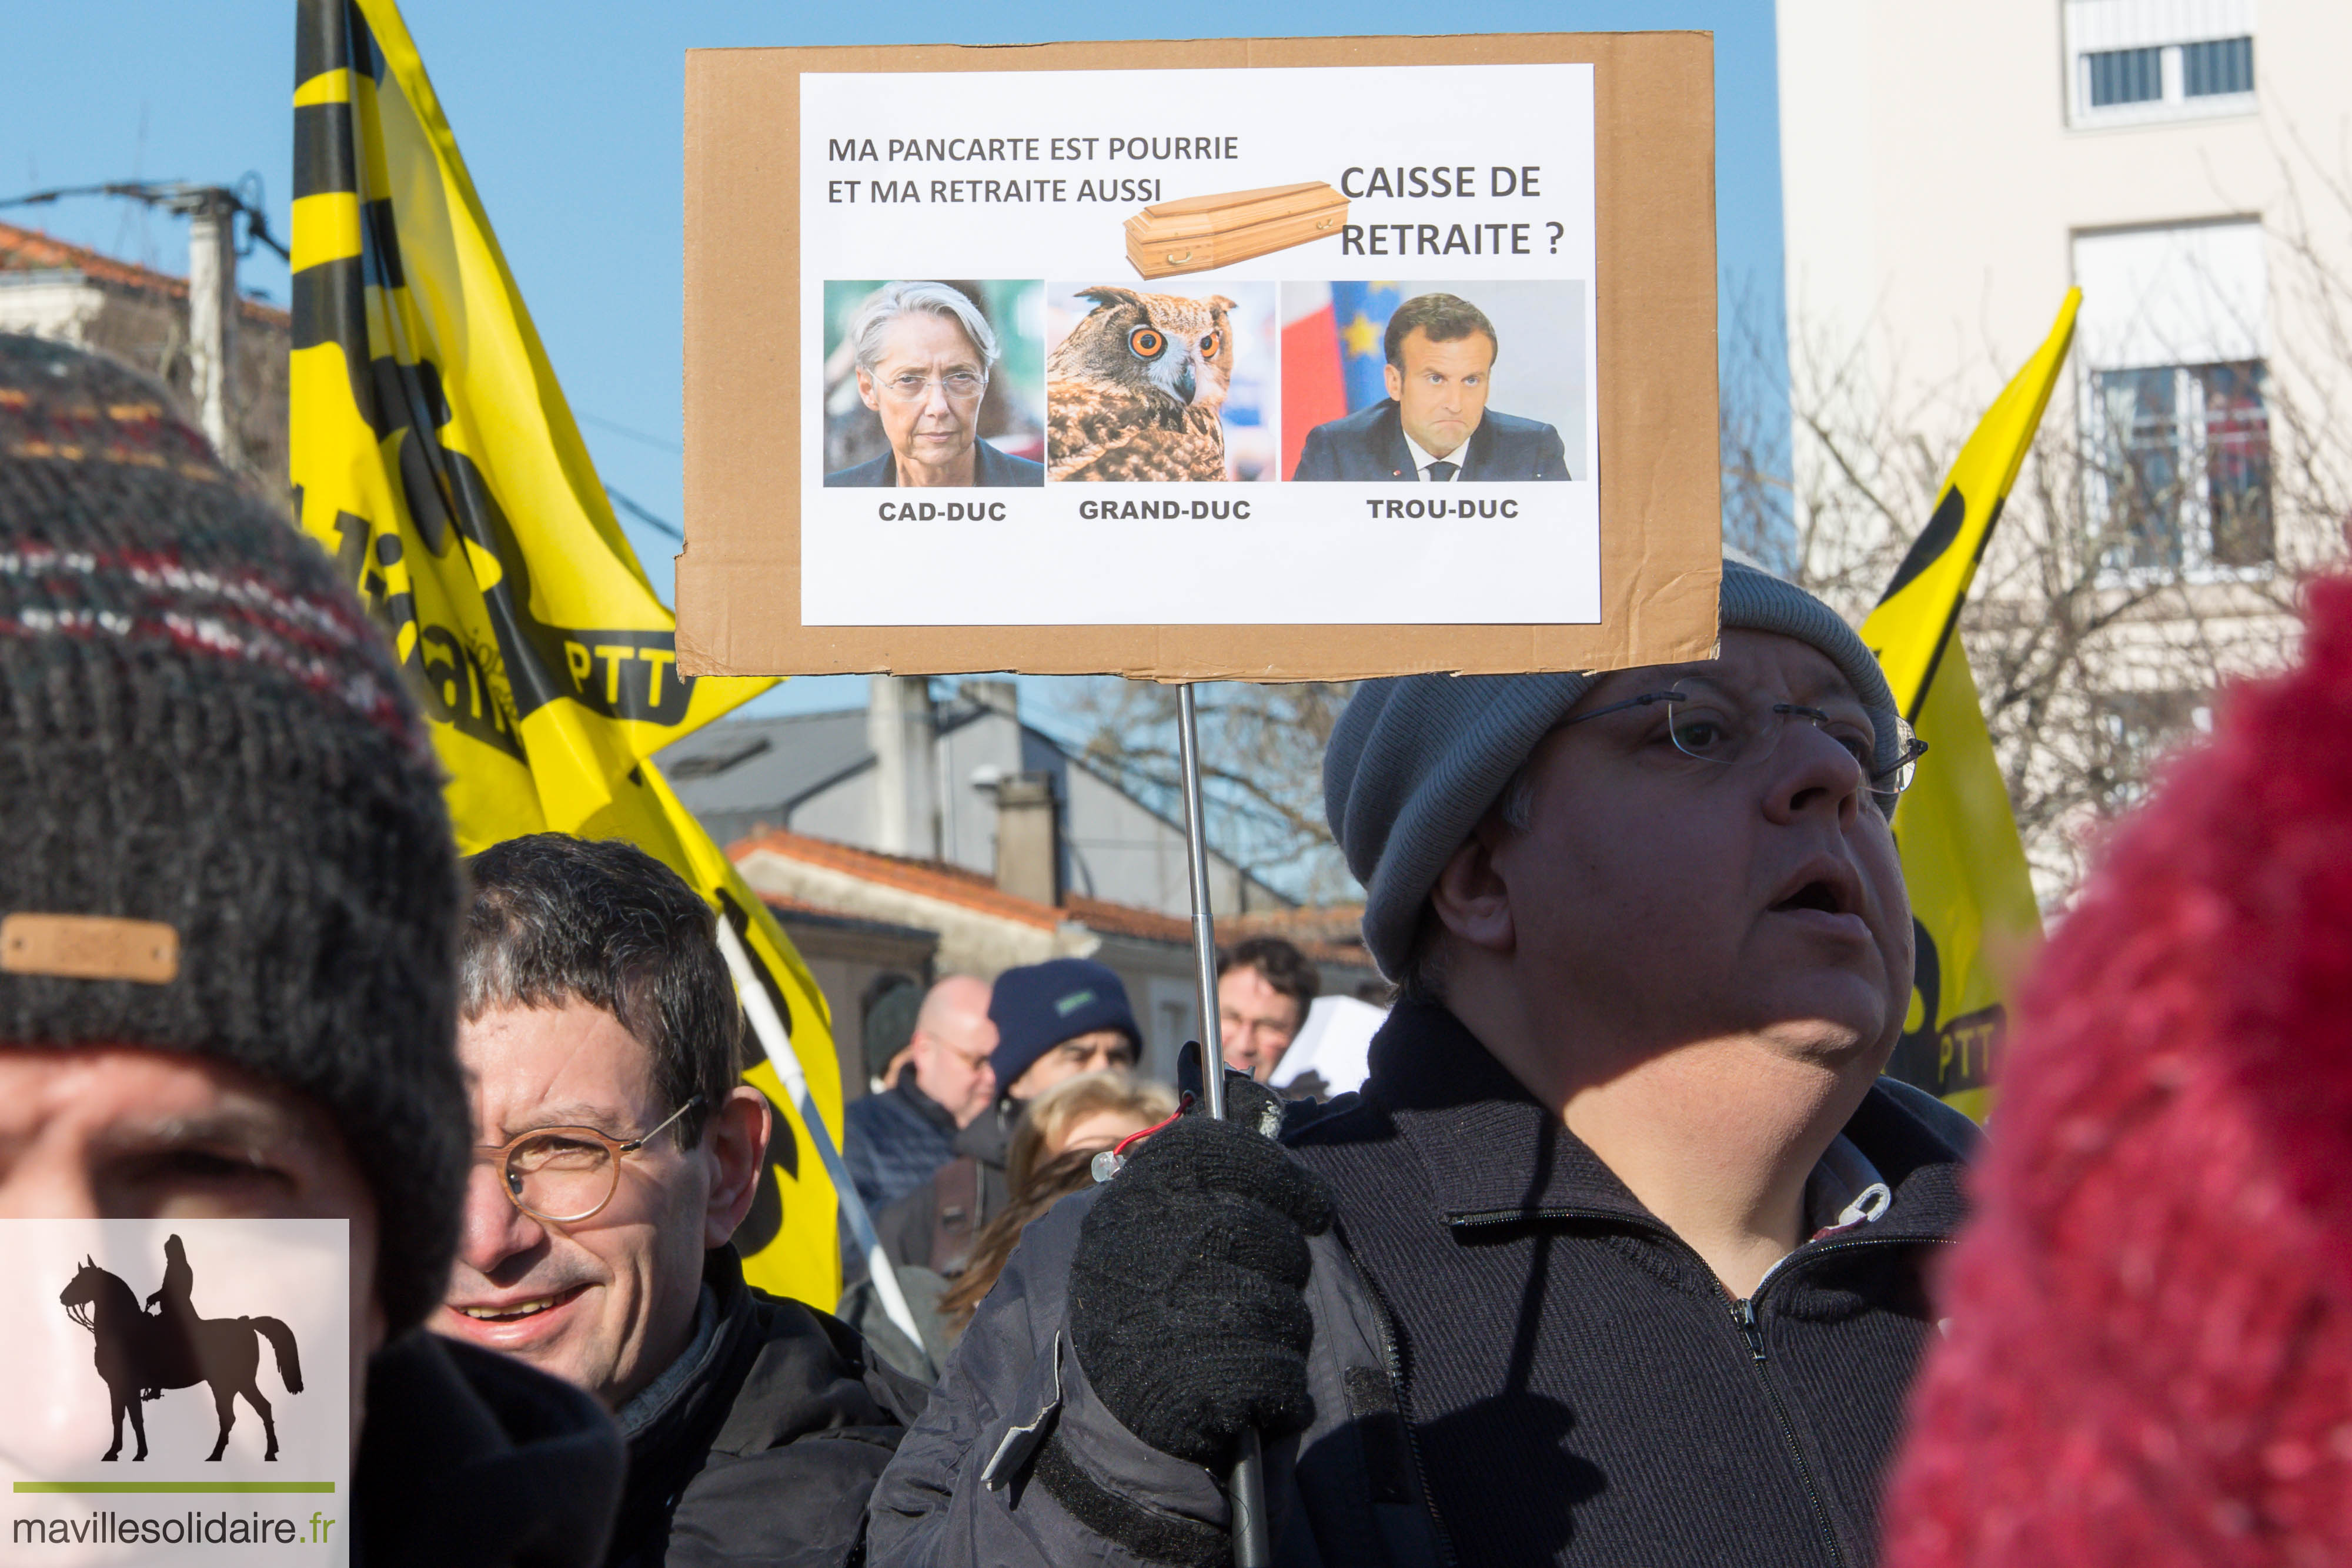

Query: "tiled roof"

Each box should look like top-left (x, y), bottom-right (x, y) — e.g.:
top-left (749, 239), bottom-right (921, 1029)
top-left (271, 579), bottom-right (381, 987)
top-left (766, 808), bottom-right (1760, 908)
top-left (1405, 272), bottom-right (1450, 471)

top-left (731, 827), bottom-right (1068, 931)
top-left (0, 221), bottom-right (292, 329)
top-left (1052, 896), bottom-right (1374, 971)
top-left (1061, 894), bottom-right (1194, 944)
top-left (1220, 904), bottom-right (1371, 948)
top-left (736, 827), bottom-right (1376, 970)
top-left (761, 891), bottom-right (941, 944)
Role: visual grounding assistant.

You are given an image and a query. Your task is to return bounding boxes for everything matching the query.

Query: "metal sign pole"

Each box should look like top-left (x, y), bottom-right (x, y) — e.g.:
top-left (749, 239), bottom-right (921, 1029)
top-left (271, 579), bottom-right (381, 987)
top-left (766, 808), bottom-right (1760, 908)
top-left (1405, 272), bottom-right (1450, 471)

top-left (1177, 683), bottom-right (1229, 1123)
top-left (1175, 682), bottom-right (1272, 1566)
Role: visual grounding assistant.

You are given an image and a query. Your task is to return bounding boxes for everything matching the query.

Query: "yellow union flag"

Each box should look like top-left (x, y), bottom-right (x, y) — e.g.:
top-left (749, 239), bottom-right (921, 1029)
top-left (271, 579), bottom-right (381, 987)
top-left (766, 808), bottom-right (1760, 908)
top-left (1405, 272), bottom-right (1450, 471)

top-left (1862, 290), bottom-right (2079, 1121)
top-left (288, 0), bottom-right (844, 1305)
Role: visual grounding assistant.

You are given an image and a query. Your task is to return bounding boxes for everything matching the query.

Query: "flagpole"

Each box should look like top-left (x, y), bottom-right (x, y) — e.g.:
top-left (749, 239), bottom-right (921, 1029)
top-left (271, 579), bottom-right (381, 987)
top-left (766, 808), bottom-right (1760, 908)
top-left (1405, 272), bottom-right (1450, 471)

top-left (1175, 682), bottom-right (1272, 1566)
top-left (714, 920), bottom-right (924, 1349)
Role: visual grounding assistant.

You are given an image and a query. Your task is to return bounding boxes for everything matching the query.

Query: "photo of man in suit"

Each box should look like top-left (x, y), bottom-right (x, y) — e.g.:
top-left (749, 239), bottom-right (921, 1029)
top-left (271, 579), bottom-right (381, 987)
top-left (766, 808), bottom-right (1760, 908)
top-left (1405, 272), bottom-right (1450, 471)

top-left (1290, 292), bottom-right (1570, 482)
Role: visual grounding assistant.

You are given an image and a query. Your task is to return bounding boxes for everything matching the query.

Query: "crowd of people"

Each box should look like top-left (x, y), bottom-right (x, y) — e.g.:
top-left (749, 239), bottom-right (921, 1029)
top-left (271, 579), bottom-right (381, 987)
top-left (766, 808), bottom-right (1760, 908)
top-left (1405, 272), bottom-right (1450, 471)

top-left (5, 326), bottom-right (2349, 1566)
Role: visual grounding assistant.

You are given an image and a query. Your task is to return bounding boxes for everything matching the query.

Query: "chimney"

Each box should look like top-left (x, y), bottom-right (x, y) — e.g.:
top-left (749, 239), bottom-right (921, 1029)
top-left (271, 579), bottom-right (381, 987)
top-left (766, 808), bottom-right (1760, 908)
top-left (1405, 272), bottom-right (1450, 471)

top-left (182, 190), bottom-right (239, 466)
top-left (867, 675), bottom-right (938, 858)
top-left (993, 772), bottom-right (1061, 907)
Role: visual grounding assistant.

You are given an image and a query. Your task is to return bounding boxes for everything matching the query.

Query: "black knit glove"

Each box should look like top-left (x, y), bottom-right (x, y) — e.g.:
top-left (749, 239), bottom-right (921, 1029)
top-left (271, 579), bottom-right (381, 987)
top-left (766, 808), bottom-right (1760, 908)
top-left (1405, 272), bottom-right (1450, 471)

top-left (1067, 1106), bottom-right (1335, 1468)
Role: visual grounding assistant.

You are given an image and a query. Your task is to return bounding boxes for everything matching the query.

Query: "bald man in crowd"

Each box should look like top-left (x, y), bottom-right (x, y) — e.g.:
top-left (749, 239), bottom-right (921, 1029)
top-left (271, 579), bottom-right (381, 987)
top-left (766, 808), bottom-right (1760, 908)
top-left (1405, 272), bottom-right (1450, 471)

top-left (843, 976), bottom-right (1001, 1218)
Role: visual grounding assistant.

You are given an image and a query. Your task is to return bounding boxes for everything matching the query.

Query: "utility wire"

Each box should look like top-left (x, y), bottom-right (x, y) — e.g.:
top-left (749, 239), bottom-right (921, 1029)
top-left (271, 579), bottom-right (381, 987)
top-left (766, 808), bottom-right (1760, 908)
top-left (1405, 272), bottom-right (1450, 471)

top-left (604, 484), bottom-right (683, 542)
top-left (0, 179), bottom-right (288, 262)
top-left (577, 411), bottom-right (682, 453)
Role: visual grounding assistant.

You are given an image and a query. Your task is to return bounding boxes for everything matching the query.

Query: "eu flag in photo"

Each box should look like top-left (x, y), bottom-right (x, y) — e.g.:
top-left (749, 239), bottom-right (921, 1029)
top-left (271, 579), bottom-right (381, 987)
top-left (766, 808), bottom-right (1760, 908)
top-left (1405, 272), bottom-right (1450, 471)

top-left (1331, 282), bottom-right (1402, 412)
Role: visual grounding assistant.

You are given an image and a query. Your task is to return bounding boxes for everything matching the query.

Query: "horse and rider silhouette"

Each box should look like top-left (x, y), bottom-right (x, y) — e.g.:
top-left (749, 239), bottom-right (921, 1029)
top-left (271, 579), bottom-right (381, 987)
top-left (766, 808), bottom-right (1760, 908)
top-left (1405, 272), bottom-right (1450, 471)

top-left (59, 1236), bottom-right (303, 1463)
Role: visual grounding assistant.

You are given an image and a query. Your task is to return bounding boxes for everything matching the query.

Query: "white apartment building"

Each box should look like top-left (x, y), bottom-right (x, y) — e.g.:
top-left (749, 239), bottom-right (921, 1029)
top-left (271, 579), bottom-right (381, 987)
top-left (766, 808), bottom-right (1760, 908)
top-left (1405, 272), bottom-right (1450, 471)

top-left (1779, 0), bottom-right (2352, 888)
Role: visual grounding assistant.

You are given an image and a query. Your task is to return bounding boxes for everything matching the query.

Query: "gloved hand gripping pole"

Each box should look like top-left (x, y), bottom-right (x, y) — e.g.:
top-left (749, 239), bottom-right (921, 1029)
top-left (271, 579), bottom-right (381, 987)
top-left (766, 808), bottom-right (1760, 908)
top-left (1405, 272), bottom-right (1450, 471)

top-left (1177, 682), bottom-right (1274, 1567)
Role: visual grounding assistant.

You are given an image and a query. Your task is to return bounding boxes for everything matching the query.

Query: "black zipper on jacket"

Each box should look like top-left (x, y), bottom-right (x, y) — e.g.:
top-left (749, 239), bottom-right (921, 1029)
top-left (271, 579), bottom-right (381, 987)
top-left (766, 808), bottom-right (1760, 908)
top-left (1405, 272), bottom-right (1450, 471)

top-left (1343, 1223), bottom-right (1461, 1568)
top-left (1448, 1206), bottom-right (1948, 1567)
top-left (1732, 1295), bottom-right (1846, 1568)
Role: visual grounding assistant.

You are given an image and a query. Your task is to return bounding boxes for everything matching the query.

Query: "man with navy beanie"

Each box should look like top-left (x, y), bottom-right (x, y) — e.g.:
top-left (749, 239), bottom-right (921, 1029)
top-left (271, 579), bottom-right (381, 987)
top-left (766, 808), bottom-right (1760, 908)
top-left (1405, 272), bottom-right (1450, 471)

top-left (985, 958), bottom-right (1144, 1104)
top-left (868, 560), bottom-right (1983, 1567)
top-left (874, 958), bottom-right (1140, 1280)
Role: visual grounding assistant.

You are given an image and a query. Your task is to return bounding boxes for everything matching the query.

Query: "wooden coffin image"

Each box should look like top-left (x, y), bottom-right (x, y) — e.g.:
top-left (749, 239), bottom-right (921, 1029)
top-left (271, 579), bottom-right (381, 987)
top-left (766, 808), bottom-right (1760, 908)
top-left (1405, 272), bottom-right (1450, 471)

top-left (1124, 182), bottom-right (1349, 279)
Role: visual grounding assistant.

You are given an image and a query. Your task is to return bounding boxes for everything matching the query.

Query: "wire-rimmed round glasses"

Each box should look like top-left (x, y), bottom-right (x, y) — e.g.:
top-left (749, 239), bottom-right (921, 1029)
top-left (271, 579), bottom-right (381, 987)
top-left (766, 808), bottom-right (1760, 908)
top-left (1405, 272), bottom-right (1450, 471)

top-left (871, 369), bottom-right (987, 403)
top-left (477, 1095), bottom-right (704, 1225)
top-left (1561, 687), bottom-right (1928, 816)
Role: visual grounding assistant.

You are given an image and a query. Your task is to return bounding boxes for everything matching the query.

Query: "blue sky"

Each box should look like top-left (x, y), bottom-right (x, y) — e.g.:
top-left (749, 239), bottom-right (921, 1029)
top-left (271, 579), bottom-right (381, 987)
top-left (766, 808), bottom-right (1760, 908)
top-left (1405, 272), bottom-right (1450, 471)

top-left (4, 1), bottom-right (1786, 727)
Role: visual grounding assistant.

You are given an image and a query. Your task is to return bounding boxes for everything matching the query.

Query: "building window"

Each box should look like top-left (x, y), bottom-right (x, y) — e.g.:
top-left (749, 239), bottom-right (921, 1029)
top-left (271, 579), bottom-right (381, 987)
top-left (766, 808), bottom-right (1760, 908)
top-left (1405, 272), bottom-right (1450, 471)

top-left (2074, 219), bottom-right (2269, 575)
top-left (2086, 46), bottom-right (2164, 107)
top-left (2064, 1), bottom-right (2255, 127)
top-left (2091, 360), bottom-right (2272, 573)
top-left (2090, 690), bottom-right (2211, 812)
top-left (2181, 35), bottom-right (2254, 97)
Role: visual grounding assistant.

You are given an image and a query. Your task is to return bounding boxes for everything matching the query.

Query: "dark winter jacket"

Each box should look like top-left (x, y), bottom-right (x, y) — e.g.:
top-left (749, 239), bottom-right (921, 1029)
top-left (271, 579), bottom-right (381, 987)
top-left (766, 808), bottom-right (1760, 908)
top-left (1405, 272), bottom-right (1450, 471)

top-left (355, 1329), bottom-right (624, 1567)
top-left (607, 1246), bottom-right (932, 1567)
top-left (866, 1003), bottom-right (1976, 1568)
top-left (872, 1099), bottom-right (1017, 1278)
top-left (844, 1069), bottom-right (963, 1216)
top-left (824, 440), bottom-right (1046, 487)
top-left (1289, 399), bottom-right (1571, 481)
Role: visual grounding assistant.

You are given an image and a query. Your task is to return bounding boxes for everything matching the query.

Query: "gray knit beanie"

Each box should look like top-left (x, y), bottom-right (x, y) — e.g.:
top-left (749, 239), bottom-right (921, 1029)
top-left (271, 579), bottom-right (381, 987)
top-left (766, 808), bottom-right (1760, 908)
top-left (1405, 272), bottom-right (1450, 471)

top-left (1325, 559), bottom-right (1898, 979)
top-left (0, 335), bottom-right (467, 1336)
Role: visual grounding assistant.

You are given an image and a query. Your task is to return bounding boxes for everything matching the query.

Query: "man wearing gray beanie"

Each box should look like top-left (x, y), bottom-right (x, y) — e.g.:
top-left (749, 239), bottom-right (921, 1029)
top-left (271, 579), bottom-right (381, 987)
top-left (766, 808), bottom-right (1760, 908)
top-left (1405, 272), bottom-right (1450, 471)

top-left (868, 560), bottom-right (1980, 1568)
top-left (0, 336), bottom-right (619, 1564)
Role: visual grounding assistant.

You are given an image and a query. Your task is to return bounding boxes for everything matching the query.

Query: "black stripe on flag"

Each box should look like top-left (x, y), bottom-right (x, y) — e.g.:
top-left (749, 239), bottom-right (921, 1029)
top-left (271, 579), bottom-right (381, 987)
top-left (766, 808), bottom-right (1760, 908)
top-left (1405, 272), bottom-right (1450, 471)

top-left (294, 103), bottom-right (358, 199)
top-left (296, 0), bottom-right (382, 92)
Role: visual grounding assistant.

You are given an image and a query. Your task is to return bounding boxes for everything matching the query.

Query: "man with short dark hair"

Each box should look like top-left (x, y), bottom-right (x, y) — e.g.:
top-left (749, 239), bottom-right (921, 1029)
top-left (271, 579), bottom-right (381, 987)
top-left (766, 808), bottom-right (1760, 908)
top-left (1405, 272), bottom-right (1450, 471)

top-left (443, 834), bottom-right (926, 1568)
top-left (1291, 291), bottom-right (1571, 482)
top-left (1217, 936), bottom-right (1319, 1083)
top-left (868, 561), bottom-right (1977, 1567)
top-left (0, 335), bottom-right (620, 1567)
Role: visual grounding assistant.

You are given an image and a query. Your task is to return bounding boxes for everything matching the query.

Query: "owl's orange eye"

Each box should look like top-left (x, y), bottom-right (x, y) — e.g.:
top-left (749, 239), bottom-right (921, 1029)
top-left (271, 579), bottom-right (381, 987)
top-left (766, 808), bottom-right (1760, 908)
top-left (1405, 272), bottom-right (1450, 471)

top-left (1128, 326), bottom-right (1166, 360)
top-left (1198, 330), bottom-right (1221, 359)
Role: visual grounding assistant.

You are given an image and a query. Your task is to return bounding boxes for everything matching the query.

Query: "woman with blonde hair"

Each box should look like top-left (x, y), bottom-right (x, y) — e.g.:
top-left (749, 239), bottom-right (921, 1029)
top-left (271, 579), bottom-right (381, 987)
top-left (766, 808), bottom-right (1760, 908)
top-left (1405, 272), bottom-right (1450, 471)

top-left (939, 1071), bottom-right (1177, 1335)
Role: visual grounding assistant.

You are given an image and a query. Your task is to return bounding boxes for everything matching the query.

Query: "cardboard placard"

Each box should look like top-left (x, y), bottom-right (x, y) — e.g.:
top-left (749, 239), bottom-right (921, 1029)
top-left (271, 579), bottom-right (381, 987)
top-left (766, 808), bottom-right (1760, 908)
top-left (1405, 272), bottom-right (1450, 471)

top-left (679, 32), bottom-right (1720, 681)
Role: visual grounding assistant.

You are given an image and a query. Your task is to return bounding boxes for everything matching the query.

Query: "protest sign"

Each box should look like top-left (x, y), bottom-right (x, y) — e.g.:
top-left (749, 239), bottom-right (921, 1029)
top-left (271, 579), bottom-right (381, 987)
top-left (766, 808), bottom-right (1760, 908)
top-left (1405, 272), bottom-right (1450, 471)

top-left (679, 32), bottom-right (1720, 681)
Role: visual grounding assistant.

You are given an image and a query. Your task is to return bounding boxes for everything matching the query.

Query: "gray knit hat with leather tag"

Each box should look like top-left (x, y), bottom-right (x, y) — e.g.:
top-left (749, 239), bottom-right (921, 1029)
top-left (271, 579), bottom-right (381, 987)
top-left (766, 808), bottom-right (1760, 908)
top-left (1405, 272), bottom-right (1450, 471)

top-left (0, 335), bottom-right (466, 1336)
top-left (1325, 559), bottom-right (1897, 978)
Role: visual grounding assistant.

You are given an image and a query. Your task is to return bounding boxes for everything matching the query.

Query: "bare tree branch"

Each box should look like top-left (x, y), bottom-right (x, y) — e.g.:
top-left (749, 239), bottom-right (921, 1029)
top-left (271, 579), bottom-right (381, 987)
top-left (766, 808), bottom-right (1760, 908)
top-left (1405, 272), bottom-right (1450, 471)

top-left (1065, 678), bottom-right (1359, 900)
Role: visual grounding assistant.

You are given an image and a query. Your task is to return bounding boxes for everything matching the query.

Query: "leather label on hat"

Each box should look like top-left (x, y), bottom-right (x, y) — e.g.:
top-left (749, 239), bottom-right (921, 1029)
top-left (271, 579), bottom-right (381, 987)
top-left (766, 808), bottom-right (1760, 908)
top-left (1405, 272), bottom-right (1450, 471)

top-left (0, 914), bottom-right (180, 984)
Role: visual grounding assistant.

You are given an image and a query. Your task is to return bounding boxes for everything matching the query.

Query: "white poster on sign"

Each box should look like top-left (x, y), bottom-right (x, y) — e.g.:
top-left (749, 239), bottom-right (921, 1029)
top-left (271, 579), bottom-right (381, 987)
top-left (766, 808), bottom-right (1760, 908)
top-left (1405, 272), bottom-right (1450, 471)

top-left (797, 63), bottom-right (1598, 627)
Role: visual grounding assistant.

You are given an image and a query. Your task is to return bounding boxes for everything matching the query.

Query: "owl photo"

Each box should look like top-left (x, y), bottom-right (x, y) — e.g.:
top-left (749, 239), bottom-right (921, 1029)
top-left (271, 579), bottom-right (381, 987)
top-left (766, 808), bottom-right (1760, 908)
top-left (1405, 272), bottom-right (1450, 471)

top-left (1045, 285), bottom-right (1240, 482)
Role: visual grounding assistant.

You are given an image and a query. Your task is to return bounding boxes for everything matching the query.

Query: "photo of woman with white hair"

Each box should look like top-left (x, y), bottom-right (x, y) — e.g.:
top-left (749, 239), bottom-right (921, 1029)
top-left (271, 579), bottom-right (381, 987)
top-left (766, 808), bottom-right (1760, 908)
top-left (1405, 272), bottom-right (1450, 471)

top-left (823, 280), bottom-right (1046, 487)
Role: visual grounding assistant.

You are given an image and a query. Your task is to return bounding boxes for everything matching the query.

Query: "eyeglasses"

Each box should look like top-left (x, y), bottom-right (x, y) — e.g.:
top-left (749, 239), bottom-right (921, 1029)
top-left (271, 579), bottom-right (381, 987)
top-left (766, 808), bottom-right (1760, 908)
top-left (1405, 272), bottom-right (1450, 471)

top-left (871, 369), bottom-right (986, 403)
top-left (477, 1096), bottom-right (704, 1225)
top-left (1560, 687), bottom-right (1928, 815)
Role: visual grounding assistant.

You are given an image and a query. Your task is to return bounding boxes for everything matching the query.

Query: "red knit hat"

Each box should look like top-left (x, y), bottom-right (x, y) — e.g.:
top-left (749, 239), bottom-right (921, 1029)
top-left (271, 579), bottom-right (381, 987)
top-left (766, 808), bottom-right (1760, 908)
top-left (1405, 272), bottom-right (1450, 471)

top-left (1880, 575), bottom-right (2352, 1567)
